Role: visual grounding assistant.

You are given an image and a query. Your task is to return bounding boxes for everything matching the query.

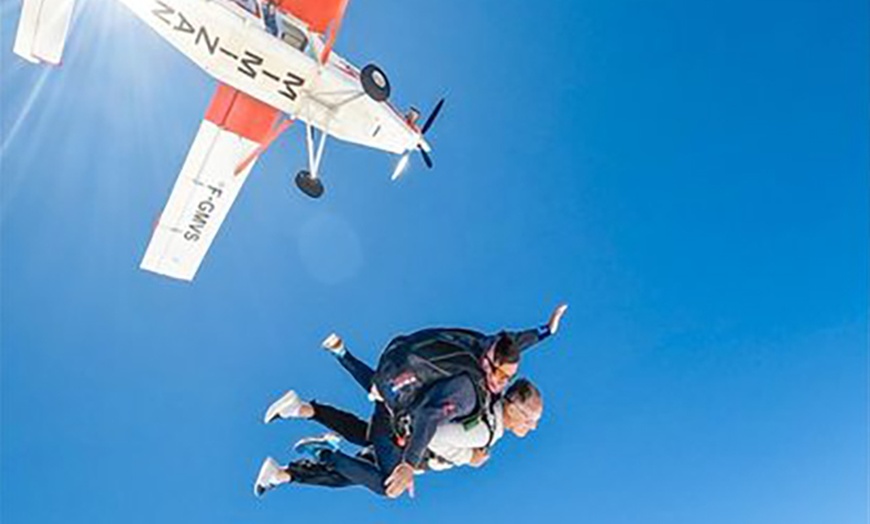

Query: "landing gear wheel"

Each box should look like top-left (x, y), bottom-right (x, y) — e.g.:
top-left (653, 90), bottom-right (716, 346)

top-left (295, 170), bottom-right (324, 199)
top-left (361, 64), bottom-right (390, 102)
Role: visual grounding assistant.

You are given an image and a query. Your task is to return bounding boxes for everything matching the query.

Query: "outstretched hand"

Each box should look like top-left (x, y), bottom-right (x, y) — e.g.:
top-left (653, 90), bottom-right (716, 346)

top-left (548, 303), bottom-right (569, 335)
top-left (385, 462), bottom-right (415, 499)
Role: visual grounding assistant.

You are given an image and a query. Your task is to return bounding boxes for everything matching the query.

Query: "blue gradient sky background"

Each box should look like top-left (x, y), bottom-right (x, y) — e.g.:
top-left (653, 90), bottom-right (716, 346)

top-left (1, 0), bottom-right (867, 522)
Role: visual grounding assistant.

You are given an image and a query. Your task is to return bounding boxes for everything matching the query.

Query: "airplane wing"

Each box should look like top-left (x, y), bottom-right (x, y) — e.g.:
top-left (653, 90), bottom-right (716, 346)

top-left (140, 84), bottom-right (281, 281)
top-left (14, 0), bottom-right (76, 64)
top-left (274, 0), bottom-right (349, 61)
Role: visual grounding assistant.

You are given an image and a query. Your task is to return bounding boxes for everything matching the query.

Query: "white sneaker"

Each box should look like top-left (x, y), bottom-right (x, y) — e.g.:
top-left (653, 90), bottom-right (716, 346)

top-left (254, 457), bottom-right (290, 497)
top-left (321, 333), bottom-right (346, 357)
top-left (264, 390), bottom-right (304, 423)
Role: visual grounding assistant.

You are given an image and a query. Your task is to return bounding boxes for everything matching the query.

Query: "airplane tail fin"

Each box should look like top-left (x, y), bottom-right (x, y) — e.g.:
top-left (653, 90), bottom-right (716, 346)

top-left (14, 0), bottom-right (76, 65)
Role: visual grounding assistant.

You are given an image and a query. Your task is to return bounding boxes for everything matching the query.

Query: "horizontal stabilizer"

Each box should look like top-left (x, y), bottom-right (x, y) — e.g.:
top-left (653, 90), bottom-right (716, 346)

top-left (13, 0), bottom-right (76, 65)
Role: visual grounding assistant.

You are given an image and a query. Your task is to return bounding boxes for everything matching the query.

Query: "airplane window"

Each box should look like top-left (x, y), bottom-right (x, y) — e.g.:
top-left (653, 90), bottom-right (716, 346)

top-left (230, 0), bottom-right (260, 16)
top-left (279, 18), bottom-right (308, 51)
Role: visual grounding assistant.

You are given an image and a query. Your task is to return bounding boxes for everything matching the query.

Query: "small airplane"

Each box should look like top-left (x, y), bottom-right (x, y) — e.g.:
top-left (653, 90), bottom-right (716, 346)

top-left (13, 0), bottom-right (444, 281)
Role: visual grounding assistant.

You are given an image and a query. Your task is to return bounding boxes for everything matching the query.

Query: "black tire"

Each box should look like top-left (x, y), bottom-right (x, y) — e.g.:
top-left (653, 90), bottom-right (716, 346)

top-left (295, 170), bottom-right (324, 199)
top-left (361, 64), bottom-right (390, 102)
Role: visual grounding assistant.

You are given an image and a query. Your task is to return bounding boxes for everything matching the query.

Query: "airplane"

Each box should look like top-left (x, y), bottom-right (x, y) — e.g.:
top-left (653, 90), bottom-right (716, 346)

top-left (12, 0), bottom-right (445, 281)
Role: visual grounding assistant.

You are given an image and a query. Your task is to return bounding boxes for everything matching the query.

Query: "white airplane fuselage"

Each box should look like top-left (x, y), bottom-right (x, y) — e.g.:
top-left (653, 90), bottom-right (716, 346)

top-left (120, 0), bottom-right (420, 155)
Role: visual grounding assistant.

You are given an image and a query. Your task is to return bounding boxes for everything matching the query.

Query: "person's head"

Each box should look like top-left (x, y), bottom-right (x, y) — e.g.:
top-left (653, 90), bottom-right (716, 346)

top-left (482, 333), bottom-right (521, 393)
top-left (501, 378), bottom-right (543, 438)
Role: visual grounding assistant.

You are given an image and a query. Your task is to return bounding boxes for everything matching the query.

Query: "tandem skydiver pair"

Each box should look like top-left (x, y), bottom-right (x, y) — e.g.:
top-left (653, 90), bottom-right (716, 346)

top-left (254, 304), bottom-right (568, 499)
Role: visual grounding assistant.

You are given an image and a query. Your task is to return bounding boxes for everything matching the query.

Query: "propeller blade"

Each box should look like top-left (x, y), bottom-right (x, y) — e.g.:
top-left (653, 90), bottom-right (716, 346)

top-left (420, 98), bottom-right (445, 135)
top-left (391, 153), bottom-right (411, 180)
top-left (418, 145), bottom-right (433, 169)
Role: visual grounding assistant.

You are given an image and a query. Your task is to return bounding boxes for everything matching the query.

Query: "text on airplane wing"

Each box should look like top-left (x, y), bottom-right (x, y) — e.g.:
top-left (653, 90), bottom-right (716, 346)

top-left (140, 84), bottom-right (281, 281)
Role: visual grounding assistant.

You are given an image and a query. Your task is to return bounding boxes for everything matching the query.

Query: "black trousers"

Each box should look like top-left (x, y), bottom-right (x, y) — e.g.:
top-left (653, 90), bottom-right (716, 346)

top-left (309, 401), bottom-right (370, 447)
top-left (287, 350), bottom-right (403, 495)
top-left (286, 460), bottom-right (353, 489)
top-left (306, 347), bottom-right (380, 446)
top-left (286, 404), bottom-right (388, 494)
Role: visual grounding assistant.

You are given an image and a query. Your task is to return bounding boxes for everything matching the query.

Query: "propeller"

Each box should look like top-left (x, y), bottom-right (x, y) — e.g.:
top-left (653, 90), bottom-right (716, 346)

top-left (418, 147), bottom-right (433, 168)
top-left (391, 152), bottom-right (411, 180)
top-left (416, 98), bottom-right (444, 169)
top-left (420, 98), bottom-right (444, 135)
top-left (392, 98), bottom-right (444, 179)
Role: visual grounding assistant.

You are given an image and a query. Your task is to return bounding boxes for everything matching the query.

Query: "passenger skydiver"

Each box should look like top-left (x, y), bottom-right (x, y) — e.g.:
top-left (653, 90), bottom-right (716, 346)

top-left (253, 377), bottom-right (542, 496)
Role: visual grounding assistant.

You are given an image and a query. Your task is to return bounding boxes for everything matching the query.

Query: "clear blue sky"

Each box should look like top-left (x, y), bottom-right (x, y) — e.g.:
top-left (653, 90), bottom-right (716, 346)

top-left (1, 0), bottom-right (867, 522)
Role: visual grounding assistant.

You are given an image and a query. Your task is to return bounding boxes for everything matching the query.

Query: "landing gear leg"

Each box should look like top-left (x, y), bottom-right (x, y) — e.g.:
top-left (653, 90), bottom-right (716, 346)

top-left (295, 123), bottom-right (329, 199)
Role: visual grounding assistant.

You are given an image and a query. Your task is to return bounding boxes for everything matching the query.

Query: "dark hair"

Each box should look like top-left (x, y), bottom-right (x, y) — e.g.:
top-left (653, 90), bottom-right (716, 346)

top-left (492, 333), bottom-right (521, 364)
top-left (504, 378), bottom-right (541, 405)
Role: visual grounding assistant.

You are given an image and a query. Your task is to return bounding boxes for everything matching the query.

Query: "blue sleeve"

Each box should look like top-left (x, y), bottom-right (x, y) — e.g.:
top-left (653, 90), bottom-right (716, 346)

top-left (505, 325), bottom-right (551, 354)
top-left (402, 375), bottom-right (479, 467)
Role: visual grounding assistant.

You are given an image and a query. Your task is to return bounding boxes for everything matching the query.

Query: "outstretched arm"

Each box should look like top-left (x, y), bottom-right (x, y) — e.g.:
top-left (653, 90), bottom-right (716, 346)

top-left (504, 303), bottom-right (568, 353)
